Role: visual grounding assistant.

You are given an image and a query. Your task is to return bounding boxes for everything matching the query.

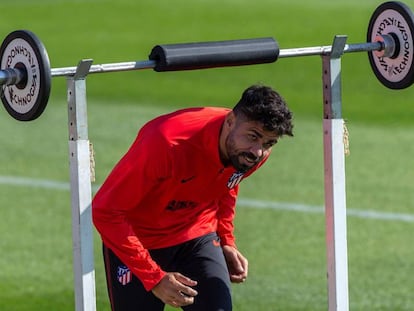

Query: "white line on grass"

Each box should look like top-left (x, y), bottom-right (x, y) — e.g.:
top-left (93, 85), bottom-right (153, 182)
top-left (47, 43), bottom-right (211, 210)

top-left (238, 198), bottom-right (414, 223)
top-left (1, 175), bottom-right (414, 223)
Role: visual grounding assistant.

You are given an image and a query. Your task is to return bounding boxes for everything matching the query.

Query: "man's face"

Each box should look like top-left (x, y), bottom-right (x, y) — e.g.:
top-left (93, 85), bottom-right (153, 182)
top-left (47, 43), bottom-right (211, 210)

top-left (224, 116), bottom-right (278, 172)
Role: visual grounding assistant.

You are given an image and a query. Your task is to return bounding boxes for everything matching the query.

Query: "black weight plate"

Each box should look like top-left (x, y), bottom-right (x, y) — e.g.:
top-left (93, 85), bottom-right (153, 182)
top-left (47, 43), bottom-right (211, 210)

top-left (367, 1), bottom-right (414, 89)
top-left (0, 30), bottom-right (51, 121)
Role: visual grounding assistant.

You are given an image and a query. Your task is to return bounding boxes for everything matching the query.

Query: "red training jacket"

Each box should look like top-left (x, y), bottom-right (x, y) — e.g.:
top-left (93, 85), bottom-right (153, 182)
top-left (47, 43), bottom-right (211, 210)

top-left (92, 107), bottom-right (269, 291)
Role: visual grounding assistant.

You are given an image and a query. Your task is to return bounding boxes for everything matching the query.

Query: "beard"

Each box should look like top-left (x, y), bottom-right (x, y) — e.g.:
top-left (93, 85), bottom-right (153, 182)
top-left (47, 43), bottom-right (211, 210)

top-left (225, 133), bottom-right (260, 172)
top-left (228, 152), bottom-right (259, 172)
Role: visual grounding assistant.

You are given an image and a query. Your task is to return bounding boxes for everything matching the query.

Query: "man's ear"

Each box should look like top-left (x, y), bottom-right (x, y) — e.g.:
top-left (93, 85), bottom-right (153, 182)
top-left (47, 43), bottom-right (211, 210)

top-left (226, 111), bottom-right (236, 128)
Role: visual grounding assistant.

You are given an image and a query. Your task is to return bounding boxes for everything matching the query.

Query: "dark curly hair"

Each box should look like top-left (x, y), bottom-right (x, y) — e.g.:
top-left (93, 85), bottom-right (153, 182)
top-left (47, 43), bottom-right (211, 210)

top-left (232, 85), bottom-right (293, 137)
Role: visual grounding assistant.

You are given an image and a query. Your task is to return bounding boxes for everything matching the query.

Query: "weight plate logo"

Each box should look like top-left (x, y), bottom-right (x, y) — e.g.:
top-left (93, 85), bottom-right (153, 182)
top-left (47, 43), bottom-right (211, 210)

top-left (367, 2), bottom-right (414, 89)
top-left (370, 9), bottom-right (413, 82)
top-left (1, 38), bottom-right (41, 114)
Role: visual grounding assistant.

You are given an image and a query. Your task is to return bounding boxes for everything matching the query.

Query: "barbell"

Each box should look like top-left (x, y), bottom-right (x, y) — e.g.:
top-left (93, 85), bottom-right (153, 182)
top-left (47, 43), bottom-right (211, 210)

top-left (1, 1), bottom-right (413, 121)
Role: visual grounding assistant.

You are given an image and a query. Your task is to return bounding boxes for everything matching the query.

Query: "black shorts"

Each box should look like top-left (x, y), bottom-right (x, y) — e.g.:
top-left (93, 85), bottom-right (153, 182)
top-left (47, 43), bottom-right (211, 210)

top-left (102, 232), bottom-right (232, 311)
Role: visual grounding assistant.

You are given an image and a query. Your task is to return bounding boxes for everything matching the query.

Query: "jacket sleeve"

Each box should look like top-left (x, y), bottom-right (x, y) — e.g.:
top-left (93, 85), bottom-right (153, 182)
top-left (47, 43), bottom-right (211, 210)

top-left (216, 186), bottom-right (239, 247)
top-left (92, 132), bottom-right (170, 291)
top-left (216, 153), bottom-right (271, 247)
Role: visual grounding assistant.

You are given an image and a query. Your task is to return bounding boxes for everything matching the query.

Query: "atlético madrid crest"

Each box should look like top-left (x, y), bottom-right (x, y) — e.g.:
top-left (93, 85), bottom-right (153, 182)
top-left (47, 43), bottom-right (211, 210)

top-left (117, 265), bottom-right (132, 286)
top-left (227, 172), bottom-right (244, 189)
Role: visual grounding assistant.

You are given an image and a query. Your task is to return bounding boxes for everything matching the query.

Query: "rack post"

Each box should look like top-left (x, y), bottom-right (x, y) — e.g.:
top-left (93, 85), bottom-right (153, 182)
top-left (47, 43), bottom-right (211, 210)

top-left (67, 59), bottom-right (97, 311)
top-left (322, 36), bottom-right (350, 311)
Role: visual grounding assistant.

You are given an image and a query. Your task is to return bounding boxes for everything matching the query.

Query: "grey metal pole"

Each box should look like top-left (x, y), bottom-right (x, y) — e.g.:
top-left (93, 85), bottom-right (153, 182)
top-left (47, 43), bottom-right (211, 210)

top-left (0, 40), bottom-right (386, 81)
top-left (67, 59), bottom-right (97, 311)
top-left (0, 67), bottom-right (25, 85)
top-left (322, 35), bottom-right (350, 311)
top-left (51, 60), bottom-right (156, 77)
top-left (278, 41), bottom-right (383, 58)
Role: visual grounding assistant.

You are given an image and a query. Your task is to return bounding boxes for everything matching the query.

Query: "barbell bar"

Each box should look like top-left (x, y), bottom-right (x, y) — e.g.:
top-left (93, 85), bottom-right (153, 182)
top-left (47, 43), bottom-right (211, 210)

top-left (1, 1), bottom-right (413, 121)
top-left (42, 40), bottom-right (392, 75)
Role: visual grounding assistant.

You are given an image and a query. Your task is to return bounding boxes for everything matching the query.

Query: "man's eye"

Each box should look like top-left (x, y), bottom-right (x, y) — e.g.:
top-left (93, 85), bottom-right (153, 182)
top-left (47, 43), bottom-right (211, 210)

top-left (248, 134), bottom-right (258, 141)
top-left (264, 141), bottom-right (277, 149)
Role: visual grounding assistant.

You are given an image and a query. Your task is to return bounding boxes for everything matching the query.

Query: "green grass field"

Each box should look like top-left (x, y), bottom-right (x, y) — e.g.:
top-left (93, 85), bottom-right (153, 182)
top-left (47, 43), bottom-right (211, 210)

top-left (1, 0), bottom-right (414, 310)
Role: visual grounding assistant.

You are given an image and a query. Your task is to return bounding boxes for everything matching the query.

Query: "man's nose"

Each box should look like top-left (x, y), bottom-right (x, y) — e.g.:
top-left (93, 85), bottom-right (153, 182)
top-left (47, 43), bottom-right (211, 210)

top-left (249, 144), bottom-right (263, 159)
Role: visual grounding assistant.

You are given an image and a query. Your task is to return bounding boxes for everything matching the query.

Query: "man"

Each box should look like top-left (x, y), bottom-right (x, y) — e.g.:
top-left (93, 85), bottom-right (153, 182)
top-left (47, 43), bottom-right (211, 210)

top-left (92, 84), bottom-right (293, 310)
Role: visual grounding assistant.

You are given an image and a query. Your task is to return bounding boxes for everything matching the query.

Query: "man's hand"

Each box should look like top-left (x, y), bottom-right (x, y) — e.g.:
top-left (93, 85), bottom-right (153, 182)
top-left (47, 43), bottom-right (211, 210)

top-left (152, 272), bottom-right (198, 308)
top-left (222, 245), bottom-right (249, 283)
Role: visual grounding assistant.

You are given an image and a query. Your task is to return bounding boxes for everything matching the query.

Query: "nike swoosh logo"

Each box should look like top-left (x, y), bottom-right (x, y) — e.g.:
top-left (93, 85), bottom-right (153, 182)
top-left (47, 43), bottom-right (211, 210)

top-left (181, 176), bottom-right (196, 183)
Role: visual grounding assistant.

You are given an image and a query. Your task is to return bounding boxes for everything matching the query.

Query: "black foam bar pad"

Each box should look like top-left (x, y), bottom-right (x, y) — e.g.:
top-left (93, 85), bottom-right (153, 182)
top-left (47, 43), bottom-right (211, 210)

top-left (149, 37), bottom-right (279, 72)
